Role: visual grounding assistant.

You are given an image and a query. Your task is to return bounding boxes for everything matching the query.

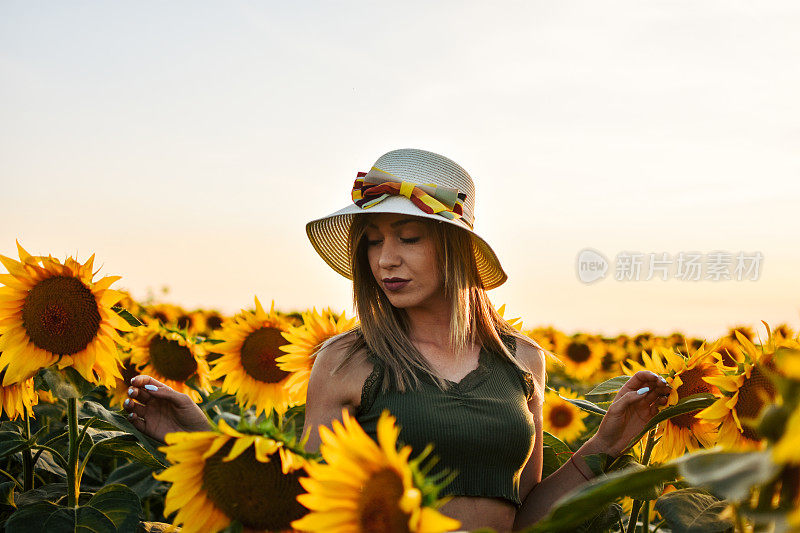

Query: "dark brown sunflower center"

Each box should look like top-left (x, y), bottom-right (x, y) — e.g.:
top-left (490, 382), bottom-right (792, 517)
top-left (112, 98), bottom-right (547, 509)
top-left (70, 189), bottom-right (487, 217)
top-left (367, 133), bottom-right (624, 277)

top-left (672, 366), bottom-right (714, 429)
top-left (176, 315), bottom-right (192, 330)
top-left (202, 439), bottom-right (305, 530)
top-left (566, 342), bottom-right (591, 363)
top-left (358, 467), bottom-right (411, 533)
top-left (119, 358), bottom-right (139, 386)
top-left (601, 352), bottom-right (616, 372)
top-left (22, 275), bottom-right (101, 356)
top-left (736, 366), bottom-right (776, 420)
top-left (239, 327), bottom-right (290, 383)
top-left (719, 347), bottom-right (738, 367)
top-left (152, 311), bottom-right (168, 324)
top-left (206, 314), bottom-right (223, 331)
top-left (549, 405), bottom-right (575, 429)
top-left (147, 336), bottom-right (197, 382)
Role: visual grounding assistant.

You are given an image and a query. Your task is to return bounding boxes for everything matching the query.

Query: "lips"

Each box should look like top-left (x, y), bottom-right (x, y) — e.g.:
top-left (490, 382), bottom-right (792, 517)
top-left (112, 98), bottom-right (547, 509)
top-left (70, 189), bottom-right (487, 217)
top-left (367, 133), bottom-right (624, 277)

top-left (383, 279), bottom-right (410, 291)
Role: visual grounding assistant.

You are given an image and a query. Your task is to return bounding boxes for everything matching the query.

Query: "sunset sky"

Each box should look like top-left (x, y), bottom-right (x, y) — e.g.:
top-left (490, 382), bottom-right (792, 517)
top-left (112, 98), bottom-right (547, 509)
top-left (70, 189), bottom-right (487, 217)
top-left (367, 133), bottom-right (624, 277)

top-left (2, 1), bottom-right (798, 341)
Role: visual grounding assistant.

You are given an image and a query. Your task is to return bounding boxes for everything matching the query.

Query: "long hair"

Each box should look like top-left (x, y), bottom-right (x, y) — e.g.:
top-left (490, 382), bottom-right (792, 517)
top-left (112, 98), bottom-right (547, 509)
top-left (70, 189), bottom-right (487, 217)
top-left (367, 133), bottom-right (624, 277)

top-left (333, 212), bottom-right (538, 393)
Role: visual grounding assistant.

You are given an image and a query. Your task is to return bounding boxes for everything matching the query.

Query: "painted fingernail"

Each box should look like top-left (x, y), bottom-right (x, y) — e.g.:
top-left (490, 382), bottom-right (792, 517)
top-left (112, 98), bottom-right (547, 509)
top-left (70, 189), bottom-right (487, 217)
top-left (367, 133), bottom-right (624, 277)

top-left (144, 384), bottom-right (158, 392)
top-left (637, 386), bottom-right (650, 395)
top-left (124, 398), bottom-right (130, 407)
top-left (660, 377), bottom-right (667, 383)
top-left (128, 412), bottom-right (135, 420)
top-left (128, 388), bottom-right (134, 396)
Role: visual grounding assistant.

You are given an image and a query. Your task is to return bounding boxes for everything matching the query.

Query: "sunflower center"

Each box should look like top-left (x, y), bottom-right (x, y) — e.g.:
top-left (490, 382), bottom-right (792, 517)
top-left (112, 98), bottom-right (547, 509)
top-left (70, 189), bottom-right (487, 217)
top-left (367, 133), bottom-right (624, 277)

top-left (358, 467), bottom-right (411, 533)
top-left (549, 405), bottom-right (575, 429)
top-left (202, 439), bottom-right (306, 530)
top-left (239, 327), bottom-right (290, 383)
top-left (176, 314), bottom-right (192, 330)
top-left (22, 275), bottom-right (101, 356)
top-left (206, 314), bottom-right (223, 331)
top-left (566, 342), bottom-right (591, 363)
top-left (148, 336), bottom-right (197, 382)
top-left (736, 366), bottom-right (776, 420)
top-left (671, 367), bottom-right (714, 429)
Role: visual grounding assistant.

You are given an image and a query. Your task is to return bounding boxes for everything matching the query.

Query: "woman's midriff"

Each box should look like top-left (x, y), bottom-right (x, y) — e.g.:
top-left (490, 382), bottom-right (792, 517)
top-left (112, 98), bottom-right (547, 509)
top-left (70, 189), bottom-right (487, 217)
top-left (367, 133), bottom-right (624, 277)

top-left (439, 495), bottom-right (517, 532)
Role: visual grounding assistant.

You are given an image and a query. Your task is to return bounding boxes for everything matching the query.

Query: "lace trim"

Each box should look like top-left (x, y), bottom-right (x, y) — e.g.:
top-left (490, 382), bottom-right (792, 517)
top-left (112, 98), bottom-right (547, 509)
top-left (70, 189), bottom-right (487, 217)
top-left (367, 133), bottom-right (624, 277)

top-left (501, 333), bottom-right (536, 402)
top-left (357, 355), bottom-right (383, 417)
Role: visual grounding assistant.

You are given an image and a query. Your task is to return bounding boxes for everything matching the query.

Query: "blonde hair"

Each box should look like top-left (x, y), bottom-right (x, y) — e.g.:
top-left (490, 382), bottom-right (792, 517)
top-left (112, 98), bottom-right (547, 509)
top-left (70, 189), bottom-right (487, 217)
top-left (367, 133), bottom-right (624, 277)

top-left (333, 213), bottom-right (538, 393)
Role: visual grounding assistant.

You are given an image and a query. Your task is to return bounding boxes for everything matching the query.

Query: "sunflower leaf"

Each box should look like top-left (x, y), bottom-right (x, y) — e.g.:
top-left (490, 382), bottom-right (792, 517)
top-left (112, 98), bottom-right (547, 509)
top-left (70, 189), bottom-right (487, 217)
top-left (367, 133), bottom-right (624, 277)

top-left (39, 367), bottom-right (96, 400)
top-left (677, 449), bottom-right (780, 502)
top-left (542, 431), bottom-right (572, 478)
top-left (621, 393), bottom-right (717, 453)
top-left (111, 304), bottom-right (144, 327)
top-left (561, 396), bottom-right (607, 416)
top-left (585, 376), bottom-right (631, 396)
top-left (653, 488), bottom-right (733, 533)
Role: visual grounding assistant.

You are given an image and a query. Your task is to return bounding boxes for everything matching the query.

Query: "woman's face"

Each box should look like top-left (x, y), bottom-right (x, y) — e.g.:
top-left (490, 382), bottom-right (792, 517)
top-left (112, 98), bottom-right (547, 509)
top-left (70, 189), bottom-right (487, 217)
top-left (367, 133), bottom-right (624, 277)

top-left (364, 213), bottom-right (444, 309)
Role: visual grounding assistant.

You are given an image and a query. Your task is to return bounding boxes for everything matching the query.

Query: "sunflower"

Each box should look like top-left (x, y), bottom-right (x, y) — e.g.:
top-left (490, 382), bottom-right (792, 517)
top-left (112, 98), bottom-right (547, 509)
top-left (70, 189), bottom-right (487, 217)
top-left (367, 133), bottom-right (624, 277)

top-left (696, 330), bottom-right (784, 450)
top-left (556, 334), bottom-right (605, 382)
top-left (0, 372), bottom-right (39, 420)
top-left (622, 340), bottom-right (724, 463)
top-left (154, 418), bottom-right (308, 533)
top-left (276, 307), bottom-right (358, 404)
top-left (107, 356), bottom-right (140, 408)
top-left (208, 296), bottom-right (301, 416)
top-left (543, 387), bottom-right (589, 444)
top-left (496, 303), bottom-right (523, 331)
top-left (129, 322), bottom-right (211, 403)
top-left (0, 241), bottom-right (133, 387)
top-left (292, 408), bottom-right (461, 533)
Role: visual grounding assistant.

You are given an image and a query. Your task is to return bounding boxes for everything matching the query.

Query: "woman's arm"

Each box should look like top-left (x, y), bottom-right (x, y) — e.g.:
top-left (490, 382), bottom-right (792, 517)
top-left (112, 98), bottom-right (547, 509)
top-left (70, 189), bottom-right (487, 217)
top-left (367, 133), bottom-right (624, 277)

top-left (513, 341), bottom-right (671, 529)
top-left (302, 333), bottom-right (372, 453)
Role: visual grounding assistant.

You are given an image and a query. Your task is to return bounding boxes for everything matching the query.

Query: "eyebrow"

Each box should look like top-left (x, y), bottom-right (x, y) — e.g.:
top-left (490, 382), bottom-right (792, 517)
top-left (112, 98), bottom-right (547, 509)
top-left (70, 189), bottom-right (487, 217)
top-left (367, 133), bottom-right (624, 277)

top-left (366, 218), bottom-right (421, 229)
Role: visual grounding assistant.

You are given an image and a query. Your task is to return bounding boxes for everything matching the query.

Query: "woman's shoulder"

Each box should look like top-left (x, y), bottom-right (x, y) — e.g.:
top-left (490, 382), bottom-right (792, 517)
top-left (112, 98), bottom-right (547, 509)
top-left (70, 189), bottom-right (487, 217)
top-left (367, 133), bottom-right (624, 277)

top-left (503, 332), bottom-right (547, 399)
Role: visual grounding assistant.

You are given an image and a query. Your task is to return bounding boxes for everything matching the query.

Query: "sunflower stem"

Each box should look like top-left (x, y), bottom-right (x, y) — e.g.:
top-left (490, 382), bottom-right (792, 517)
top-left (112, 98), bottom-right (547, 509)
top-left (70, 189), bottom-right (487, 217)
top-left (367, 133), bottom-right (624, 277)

top-left (641, 500), bottom-right (650, 532)
top-left (67, 397), bottom-right (80, 508)
top-left (626, 427), bottom-right (657, 533)
top-left (23, 410), bottom-right (34, 491)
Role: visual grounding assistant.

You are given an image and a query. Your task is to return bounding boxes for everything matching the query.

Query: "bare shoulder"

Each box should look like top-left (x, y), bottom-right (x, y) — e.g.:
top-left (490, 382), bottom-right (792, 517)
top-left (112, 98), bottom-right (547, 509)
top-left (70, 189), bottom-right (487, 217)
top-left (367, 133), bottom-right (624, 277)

top-left (308, 329), bottom-right (373, 404)
top-left (512, 334), bottom-right (547, 389)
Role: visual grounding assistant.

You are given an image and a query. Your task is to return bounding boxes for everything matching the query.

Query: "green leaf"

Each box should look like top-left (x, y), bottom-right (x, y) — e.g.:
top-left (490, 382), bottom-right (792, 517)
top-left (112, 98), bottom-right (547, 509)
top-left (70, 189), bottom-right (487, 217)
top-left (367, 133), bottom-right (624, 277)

top-left (0, 430), bottom-right (28, 459)
top-left (574, 502), bottom-right (623, 533)
top-left (677, 449), bottom-right (780, 502)
top-left (542, 431), bottom-right (572, 478)
top-left (562, 396), bottom-right (607, 416)
top-left (0, 480), bottom-right (16, 508)
top-left (106, 462), bottom-right (164, 499)
top-left (87, 484), bottom-right (143, 532)
top-left (586, 376), bottom-right (631, 396)
top-left (79, 401), bottom-right (167, 467)
top-left (92, 435), bottom-right (167, 469)
top-left (111, 304), bottom-right (144, 327)
top-left (40, 367), bottom-right (96, 400)
top-left (14, 482), bottom-right (68, 507)
top-left (653, 488), bottom-right (733, 533)
top-left (622, 393), bottom-right (717, 453)
top-left (521, 461), bottom-right (680, 532)
top-left (5, 485), bottom-right (141, 533)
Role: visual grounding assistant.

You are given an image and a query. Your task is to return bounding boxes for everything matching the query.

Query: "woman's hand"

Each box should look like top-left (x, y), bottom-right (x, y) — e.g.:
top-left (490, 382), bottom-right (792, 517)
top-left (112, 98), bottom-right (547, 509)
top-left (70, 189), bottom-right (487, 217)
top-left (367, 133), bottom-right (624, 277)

top-left (123, 374), bottom-right (212, 443)
top-left (589, 370), bottom-right (672, 458)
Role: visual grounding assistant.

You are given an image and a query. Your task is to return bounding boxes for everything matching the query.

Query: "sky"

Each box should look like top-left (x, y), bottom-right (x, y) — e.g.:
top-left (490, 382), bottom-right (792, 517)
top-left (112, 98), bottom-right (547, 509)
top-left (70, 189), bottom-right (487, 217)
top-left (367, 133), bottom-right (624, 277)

top-left (1, 1), bottom-right (799, 341)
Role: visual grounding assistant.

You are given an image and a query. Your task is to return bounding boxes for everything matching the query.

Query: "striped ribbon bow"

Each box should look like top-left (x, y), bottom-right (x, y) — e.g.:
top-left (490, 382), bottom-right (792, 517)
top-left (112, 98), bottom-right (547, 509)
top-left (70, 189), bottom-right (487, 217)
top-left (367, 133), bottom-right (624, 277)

top-left (351, 167), bottom-right (466, 222)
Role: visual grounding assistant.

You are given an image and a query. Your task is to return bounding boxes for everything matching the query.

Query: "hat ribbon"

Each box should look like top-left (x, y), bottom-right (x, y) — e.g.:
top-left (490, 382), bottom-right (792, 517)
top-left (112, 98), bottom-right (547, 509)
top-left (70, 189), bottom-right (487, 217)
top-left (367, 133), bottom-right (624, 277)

top-left (351, 167), bottom-right (466, 222)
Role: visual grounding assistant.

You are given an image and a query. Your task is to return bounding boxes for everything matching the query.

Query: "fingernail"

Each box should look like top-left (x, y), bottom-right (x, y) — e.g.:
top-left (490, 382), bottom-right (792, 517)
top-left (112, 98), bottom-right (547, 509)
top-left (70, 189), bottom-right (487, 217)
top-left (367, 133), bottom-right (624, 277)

top-left (128, 388), bottom-right (134, 396)
top-left (144, 384), bottom-right (158, 391)
top-left (128, 412), bottom-right (135, 420)
top-left (637, 386), bottom-right (650, 395)
top-left (124, 398), bottom-right (130, 407)
top-left (660, 377), bottom-right (667, 384)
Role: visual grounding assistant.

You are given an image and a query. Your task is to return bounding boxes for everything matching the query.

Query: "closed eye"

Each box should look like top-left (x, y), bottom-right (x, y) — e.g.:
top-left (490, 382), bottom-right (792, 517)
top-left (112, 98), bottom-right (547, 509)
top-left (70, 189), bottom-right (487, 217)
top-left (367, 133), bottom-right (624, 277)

top-left (366, 237), bottom-right (420, 246)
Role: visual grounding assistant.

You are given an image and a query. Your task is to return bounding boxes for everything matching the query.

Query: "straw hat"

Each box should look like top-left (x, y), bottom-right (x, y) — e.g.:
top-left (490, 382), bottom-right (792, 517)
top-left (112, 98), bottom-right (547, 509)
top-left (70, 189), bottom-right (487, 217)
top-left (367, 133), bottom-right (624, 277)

top-left (305, 148), bottom-right (507, 290)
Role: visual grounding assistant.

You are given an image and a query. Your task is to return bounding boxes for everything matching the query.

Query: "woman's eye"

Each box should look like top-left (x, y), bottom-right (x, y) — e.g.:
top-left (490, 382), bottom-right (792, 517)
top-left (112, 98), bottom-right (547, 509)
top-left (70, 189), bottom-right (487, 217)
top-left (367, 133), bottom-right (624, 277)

top-left (366, 240), bottom-right (382, 246)
top-left (401, 237), bottom-right (420, 244)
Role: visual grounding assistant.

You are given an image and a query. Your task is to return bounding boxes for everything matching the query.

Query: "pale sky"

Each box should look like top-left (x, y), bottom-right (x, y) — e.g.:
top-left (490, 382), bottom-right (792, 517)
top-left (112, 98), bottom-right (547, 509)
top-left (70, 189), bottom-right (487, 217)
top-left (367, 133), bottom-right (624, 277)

top-left (2, 1), bottom-right (799, 341)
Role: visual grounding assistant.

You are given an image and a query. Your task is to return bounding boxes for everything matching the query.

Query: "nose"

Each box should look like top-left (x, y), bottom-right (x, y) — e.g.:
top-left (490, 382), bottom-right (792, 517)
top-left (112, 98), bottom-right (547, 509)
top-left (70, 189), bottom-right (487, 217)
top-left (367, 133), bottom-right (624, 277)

top-left (377, 237), bottom-right (401, 270)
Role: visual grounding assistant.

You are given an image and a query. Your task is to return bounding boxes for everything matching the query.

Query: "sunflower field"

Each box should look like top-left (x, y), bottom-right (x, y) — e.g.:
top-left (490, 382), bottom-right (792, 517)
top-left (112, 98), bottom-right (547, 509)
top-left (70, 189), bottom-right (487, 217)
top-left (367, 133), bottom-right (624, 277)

top-left (1, 241), bottom-right (799, 533)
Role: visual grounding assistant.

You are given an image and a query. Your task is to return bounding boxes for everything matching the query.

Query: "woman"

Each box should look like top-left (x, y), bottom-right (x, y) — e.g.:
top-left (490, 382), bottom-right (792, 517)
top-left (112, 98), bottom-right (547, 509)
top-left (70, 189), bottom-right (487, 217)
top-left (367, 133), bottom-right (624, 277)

top-left (125, 148), bottom-right (671, 532)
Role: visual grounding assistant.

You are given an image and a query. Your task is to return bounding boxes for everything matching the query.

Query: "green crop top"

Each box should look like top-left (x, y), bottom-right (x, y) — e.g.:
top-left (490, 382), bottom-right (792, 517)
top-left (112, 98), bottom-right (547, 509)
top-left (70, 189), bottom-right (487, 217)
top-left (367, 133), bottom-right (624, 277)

top-left (354, 333), bottom-right (536, 506)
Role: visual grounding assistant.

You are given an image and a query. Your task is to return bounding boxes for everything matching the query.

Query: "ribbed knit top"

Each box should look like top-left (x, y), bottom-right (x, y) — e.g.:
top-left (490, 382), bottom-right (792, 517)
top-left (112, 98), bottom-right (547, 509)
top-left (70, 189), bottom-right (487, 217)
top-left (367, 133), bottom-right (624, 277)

top-left (354, 333), bottom-right (536, 506)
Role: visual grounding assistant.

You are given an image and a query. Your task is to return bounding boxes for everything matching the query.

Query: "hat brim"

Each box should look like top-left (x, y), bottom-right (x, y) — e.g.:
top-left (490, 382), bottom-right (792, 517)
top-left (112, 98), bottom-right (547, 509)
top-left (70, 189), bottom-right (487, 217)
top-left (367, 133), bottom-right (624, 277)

top-left (306, 195), bottom-right (508, 290)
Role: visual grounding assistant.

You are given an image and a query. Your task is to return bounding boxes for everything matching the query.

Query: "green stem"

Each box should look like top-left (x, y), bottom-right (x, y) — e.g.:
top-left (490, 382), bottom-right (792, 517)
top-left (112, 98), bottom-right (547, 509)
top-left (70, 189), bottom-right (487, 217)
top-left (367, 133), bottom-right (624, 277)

top-left (641, 500), bottom-right (650, 532)
top-left (0, 468), bottom-right (22, 489)
top-left (734, 503), bottom-right (747, 533)
top-left (626, 427), bottom-right (658, 533)
top-left (23, 411), bottom-right (33, 491)
top-left (67, 397), bottom-right (79, 508)
top-left (650, 518), bottom-right (666, 533)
